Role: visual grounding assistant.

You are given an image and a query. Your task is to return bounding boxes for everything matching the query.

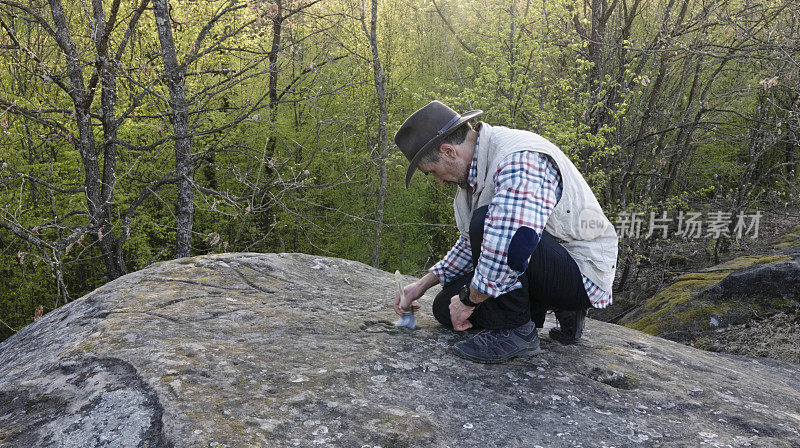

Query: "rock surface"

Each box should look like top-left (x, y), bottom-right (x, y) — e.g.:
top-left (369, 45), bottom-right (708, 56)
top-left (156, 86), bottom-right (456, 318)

top-left (618, 253), bottom-right (800, 343)
top-left (693, 311), bottom-right (800, 363)
top-left (2, 253), bottom-right (800, 447)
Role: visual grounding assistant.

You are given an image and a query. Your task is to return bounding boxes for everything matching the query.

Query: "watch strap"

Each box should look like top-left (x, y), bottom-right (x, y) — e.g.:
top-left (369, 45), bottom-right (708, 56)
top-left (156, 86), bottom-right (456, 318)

top-left (459, 284), bottom-right (480, 308)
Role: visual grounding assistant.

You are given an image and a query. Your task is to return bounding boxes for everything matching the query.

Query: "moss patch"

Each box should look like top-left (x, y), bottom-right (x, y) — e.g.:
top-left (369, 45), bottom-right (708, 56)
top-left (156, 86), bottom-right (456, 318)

top-left (773, 224), bottom-right (800, 249)
top-left (623, 270), bottom-right (731, 335)
top-left (624, 251), bottom-right (795, 337)
top-left (771, 297), bottom-right (798, 309)
top-left (703, 254), bottom-right (791, 271)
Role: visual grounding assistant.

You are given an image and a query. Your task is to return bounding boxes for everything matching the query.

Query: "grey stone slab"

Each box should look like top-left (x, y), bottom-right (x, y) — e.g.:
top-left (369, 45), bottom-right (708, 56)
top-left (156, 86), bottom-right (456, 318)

top-left (1, 253), bottom-right (799, 447)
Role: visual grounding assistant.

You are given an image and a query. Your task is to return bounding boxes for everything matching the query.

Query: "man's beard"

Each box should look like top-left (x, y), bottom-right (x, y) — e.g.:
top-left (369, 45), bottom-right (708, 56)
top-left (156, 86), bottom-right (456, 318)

top-left (448, 158), bottom-right (471, 189)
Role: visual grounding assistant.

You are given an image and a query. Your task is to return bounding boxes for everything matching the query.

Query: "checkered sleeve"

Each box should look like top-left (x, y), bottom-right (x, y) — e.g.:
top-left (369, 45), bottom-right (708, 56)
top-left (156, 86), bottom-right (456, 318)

top-left (584, 276), bottom-right (612, 308)
top-left (471, 151), bottom-right (561, 297)
top-left (429, 234), bottom-right (473, 285)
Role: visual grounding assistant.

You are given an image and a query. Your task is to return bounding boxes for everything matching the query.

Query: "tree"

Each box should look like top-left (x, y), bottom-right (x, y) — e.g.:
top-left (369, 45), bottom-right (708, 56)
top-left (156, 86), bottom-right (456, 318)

top-left (152, 0), bottom-right (193, 258)
top-left (361, 0), bottom-right (389, 267)
top-left (0, 0), bottom-right (151, 299)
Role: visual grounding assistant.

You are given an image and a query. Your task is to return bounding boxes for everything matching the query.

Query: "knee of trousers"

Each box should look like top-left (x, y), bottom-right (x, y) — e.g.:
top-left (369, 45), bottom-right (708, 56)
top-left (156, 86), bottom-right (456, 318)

top-left (432, 292), bottom-right (453, 328)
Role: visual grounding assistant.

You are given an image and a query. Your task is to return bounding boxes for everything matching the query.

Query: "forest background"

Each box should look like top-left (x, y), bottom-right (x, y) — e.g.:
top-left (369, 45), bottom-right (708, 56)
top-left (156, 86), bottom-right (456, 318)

top-left (1, 0), bottom-right (798, 341)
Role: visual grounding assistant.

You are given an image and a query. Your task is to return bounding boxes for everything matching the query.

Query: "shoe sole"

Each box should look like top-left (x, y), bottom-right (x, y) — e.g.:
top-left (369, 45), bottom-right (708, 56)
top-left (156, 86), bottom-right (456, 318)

top-left (452, 343), bottom-right (540, 364)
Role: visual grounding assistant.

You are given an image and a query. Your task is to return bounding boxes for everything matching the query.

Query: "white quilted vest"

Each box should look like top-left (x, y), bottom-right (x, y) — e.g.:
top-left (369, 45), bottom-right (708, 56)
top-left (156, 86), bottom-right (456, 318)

top-left (453, 123), bottom-right (618, 292)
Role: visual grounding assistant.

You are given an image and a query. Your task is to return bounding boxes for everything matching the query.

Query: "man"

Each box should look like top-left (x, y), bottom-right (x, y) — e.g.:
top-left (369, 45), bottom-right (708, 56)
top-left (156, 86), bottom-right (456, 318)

top-left (392, 100), bottom-right (618, 364)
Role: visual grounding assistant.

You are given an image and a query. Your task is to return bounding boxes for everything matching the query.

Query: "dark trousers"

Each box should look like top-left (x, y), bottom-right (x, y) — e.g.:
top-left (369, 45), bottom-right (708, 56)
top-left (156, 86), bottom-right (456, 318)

top-left (432, 205), bottom-right (591, 330)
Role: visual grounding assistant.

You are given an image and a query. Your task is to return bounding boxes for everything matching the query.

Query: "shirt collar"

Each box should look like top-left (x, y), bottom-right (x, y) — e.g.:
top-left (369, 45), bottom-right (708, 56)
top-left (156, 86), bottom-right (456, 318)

top-left (467, 136), bottom-right (479, 191)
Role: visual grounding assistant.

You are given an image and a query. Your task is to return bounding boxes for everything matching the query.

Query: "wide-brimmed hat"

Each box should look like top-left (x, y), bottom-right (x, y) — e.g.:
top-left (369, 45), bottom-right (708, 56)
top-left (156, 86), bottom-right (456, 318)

top-left (394, 101), bottom-right (483, 188)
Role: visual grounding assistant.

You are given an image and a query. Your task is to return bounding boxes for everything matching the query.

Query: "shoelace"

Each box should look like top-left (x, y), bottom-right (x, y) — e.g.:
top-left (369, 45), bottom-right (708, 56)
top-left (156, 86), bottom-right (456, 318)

top-left (475, 329), bottom-right (512, 345)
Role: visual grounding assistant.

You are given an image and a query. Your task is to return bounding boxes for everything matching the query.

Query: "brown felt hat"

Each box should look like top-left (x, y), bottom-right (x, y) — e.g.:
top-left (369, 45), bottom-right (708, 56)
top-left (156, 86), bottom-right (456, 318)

top-left (394, 101), bottom-right (483, 188)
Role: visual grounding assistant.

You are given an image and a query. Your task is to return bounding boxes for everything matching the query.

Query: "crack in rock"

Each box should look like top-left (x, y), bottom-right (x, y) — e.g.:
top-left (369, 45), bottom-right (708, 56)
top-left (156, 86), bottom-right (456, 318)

top-left (0, 357), bottom-right (171, 448)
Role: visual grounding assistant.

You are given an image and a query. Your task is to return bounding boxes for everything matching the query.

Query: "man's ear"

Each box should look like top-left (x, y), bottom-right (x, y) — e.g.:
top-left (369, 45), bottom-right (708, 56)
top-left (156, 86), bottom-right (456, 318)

top-left (439, 143), bottom-right (456, 159)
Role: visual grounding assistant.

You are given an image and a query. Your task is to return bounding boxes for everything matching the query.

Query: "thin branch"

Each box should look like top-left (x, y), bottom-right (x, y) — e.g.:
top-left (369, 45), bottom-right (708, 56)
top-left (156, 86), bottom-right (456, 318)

top-left (430, 0), bottom-right (475, 55)
top-left (1, 163), bottom-right (84, 194)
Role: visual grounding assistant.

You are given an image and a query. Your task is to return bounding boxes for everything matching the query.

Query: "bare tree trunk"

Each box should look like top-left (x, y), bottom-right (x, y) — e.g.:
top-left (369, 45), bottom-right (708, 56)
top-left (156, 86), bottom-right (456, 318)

top-left (49, 0), bottom-right (99, 221)
top-left (153, 0), bottom-right (194, 258)
top-left (91, 0), bottom-right (126, 278)
top-left (580, 0), bottom-right (617, 138)
top-left (659, 54), bottom-right (704, 199)
top-left (615, 0), bottom-right (688, 204)
top-left (714, 94), bottom-right (771, 261)
top-left (586, 0), bottom-right (604, 134)
top-left (256, 0), bottom-right (284, 243)
top-left (788, 93), bottom-right (800, 180)
top-left (266, 0), bottom-right (284, 159)
top-left (617, 56), bottom-right (668, 206)
top-left (49, 0), bottom-right (113, 288)
top-left (364, 0), bottom-right (389, 268)
top-left (660, 49), bottom-right (733, 199)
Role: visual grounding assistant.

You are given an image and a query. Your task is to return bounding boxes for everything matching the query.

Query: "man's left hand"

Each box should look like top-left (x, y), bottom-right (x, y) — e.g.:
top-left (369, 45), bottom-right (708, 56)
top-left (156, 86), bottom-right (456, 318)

top-left (449, 295), bottom-right (474, 331)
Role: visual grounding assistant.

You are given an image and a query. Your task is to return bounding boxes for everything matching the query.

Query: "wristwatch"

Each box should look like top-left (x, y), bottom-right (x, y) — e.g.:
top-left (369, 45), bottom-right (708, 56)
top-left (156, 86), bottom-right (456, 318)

top-left (459, 284), bottom-right (480, 308)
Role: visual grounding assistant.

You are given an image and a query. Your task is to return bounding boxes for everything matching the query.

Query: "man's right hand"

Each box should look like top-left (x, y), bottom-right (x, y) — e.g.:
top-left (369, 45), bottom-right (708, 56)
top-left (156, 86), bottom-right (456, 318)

top-left (393, 281), bottom-right (423, 316)
top-left (392, 272), bottom-right (440, 317)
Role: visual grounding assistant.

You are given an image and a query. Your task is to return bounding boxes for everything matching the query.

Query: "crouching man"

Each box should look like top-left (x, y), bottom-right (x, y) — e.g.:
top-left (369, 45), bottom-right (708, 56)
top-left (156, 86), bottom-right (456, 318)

top-left (392, 101), bottom-right (618, 363)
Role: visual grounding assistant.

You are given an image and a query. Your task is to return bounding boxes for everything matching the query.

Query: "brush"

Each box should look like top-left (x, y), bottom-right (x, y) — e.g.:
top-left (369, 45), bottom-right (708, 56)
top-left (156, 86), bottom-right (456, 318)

top-left (394, 270), bottom-right (416, 329)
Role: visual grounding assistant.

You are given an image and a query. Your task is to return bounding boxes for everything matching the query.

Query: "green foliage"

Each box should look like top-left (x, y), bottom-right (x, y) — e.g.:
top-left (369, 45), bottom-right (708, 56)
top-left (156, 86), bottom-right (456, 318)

top-left (1, 0), bottom-right (799, 341)
top-left (0, 241), bottom-right (54, 340)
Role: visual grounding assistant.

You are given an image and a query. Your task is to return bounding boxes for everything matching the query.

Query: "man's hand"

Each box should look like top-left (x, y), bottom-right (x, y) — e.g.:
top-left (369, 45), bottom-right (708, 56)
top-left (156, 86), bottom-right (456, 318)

top-left (449, 295), bottom-right (474, 331)
top-left (393, 272), bottom-right (440, 316)
top-left (394, 282), bottom-right (423, 316)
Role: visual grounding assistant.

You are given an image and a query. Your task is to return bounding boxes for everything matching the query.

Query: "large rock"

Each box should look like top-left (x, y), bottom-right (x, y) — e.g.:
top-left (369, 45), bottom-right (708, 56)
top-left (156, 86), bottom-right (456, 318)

top-left (1, 253), bottom-right (800, 447)
top-left (618, 254), bottom-right (799, 342)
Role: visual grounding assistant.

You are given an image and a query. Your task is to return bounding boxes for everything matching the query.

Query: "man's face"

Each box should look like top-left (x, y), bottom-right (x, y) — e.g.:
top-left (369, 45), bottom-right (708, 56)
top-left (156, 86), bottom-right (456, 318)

top-left (417, 149), bottom-right (471, 189)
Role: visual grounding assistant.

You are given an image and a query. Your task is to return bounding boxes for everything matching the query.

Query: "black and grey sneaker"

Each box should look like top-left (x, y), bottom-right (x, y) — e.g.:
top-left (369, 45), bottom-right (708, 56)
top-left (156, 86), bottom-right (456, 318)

top-left (549, 308), bottom-right (587, 344)
top-left (453, 320), bottom-right (539, 364)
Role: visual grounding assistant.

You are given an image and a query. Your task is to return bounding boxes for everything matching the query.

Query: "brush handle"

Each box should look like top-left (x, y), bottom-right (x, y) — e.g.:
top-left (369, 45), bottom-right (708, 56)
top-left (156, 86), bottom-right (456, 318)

top-left (394, 270), bottom-right (411, 314)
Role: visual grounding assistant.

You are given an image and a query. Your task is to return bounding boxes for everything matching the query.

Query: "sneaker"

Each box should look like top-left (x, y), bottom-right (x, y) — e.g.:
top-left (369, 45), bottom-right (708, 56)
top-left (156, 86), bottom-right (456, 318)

top-left (453, 320), bottom-right (539, 364)
top-left (549, 309), bottom-right (587, 344)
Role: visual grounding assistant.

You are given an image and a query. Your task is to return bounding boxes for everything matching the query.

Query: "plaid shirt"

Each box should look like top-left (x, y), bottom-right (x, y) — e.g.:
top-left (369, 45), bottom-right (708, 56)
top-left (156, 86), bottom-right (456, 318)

top-left (430, 142), bottom-right (612, 308)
